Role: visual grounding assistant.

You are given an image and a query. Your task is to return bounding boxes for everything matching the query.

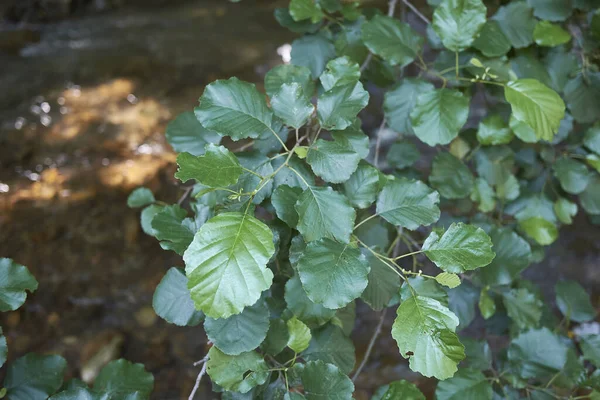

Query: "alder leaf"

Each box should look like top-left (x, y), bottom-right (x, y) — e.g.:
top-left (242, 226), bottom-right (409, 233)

top-left (166, 111), bottom-right (221, 156)
top-left (317, 82), bottom-right (369, 131)
top-left (175, 145), bottom-right (242, 187)
top-left (319, 56), bottom-right (361, 91)
top-left (206, 348), bottom-right (269, 393)
top-left (432, 0), bottom-right (487, 52)
top-left (183, 212), bottom-right (275, 319)
top-left (271, 83), bottom-right (314, 129)
top-left (0, 258), bottom-right (38, 312)
top-left (300, 361), bottom-right (354, 399)
top-left (4, 354), bottom-right (67, 400)
top-left (361, 14), bottom-right (423, 67)
top-left (306, 138), bottom-right (361, 183)
top-left (93, 360), bottom-right (154, 399)
top-left (429, 152), bottom-right (474, 199)
top-left (287, 317), bottom-right (312, 353)
top-left (152, 268), bottom-right (204, 326)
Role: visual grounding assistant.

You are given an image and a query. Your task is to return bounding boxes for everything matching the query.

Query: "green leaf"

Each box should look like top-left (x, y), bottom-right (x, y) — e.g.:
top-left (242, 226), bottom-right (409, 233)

top-left (401, 276), bottom-right (449, 306)
top-left (504, 79), bottom-right (565, 141)
top-left (205, 299), bottom-right (270, 355)
top-left (533, 21), bottom-right (571, 47)
top-left (286, 317), bottom-right (312, 353)
top-left (508, 328), bottom-right (568, 379)
top-left (319, 56), bottom-right (361, 91)
top-left (342, 163), bottom-right (382, 209)
top-left (271, 83), bottom-right (314, 129)
top-left (478, 289), bottom-right (496, 319)
top-left (384, 79), bottom-right (435, 134)
top-left (386, 141), bottom-right (421, 169)
top-left (285, 275), bottom-right (336, 327)
top-left (291, 34), bottom-right (336, 78)
top-left (184, 212), bottom-right (275, 319)
top-left (470, 178), bottom-right (496, 213)
top-left (151, 205), bottom-right (195, 255)
top-left (437, 369), bottom-right (493, 400)
top-left (519, 217), bottom-right (558, 245)
top-left (361, 251), bottom-right (401, 311)
top-left (494, 2), bottom-right (536, 49)
top-left (462, 338), bottom-right (492, 370)
top-left (436, 272), bottom-right (461, 289)
top-left (584, 124), bottom-right (600, 155)
top-left (581, 175), bottom-right (600, 215)
top-left (330, 121), bottom-right (370, 159)
top-left (4, 353), bottom-right (67, 400)
top-left (233, 152), bottom-right (274, 204)
top-left (264, 64), bottom-right (315, 98)
top-left (472, 21), bottom-right (511, 58)
top-left (140, 204), bottom-right (163, 237)
top-left (563, 73), bottom-right (600, 124)
top-left (261, 319), bottom-right (289, 356)
top-left (317, 82), bottom-right (369, 131)
top-left (432, 0), bottom-right (487, 52)
top-left (196, 77), bottom-right (274, 141)
top-left (447, 282), bottom-right (479, 328)
top-left (0, 258), bottom-right (38, 312)
top-left (503, 288), bottom-right (543, 330)
top-left (555, 280), bottom-right (596, 323)
top-left (554, 197), bottom-right (577, 224)
top-left (376, 178), bottom-right (440, 230)
top-left (430, 153), bottom-right (474, 199)
top-left (374, 381), bottom-right (425, 400)
top-left (410, 89), bottom-right (470, 146)
top-left (392, 296), bottom-right (464, 379)
top-left (175, 145), bottom-right (242, 187)
top-left (165, 111), bottom-right (221, 156)
top-left (206, 348), bottom-right (269, 393)
top-left (362, 15), bottom-right (423, 67)
top-left (272, 185), bottom-right (303, 228)
top-left (307, 138), bottom-right (361, 183)
top-left (300, 361), bottom-right (354, 399)
top-left (153, 267), bottom-right (203, 326)
top-left (298, 239), bottom-right (369, 309)
top-left (127, 187), bottom-right (155, 208)
top-left (295, 186), bottom-right (355, 243)
top-left (93, 359), bottom-right (153, 398)
top-left (275, 7), bottom-right (320, 34)
top-left (527, 0), bottom-right (573, 21)
top-left (477, 114), bottom-right (513, 146)
top-left (553, 157), bottom-right (590, 194)
top-left (479, 227), bottom-right (531, 286)
top-left (581, 335), bottom-right (600, 368)
top-left (423, 223), bottom-right (495, 273)
top-left (289, 0), bottom-right (324, 23)
top-left (49, 387), bottom-right (110, 400)
top-left (303, 325), bottom-right (355, 374)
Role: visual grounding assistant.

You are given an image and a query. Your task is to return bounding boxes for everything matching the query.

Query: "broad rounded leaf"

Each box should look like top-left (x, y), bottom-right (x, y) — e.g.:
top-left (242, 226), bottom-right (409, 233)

top-left (342, 163), bottom-right (382, 209)
top-left (581, 175), bottom-right (600, 215)
top-left (196, 77), bottom-right (274, 141)
top-left (477, 114), bottom-right (513, 146)
top-left (295, 186), bottom-right (355, 243)
top-left (384, 79), bottom-right (435, 134)
top-left (563, 73), bottom-right (600, 124)
top-left (374, 380), bottom-right (425, 400)
top-left (429, 153), bottom-right (474, 199)
top-left (151, 205), bottom-right (195, 255)
top-left (265, 64), bottom-right (315, 98)
top-left (300, 361), bottom-right (354, 400)
top-left (423, 223), bottom-right (495, 273)
top-left (289, 0), bottom-right (324, 23)
top-left (361, 251), bottom-right (401, 311)
top-left (494, 2), bottom-right (536, 49)
top-left (581, 335), bottom-right (600, 368)
top-left (291, 34), bottom-right (336, 78)
top-left (436, 272), bottom-right (461, 289)
top-left (317, 82), bottom-right (369, 131)
top-left (272, 185), bottom-right (303, 228)
top-left (479, 227), bottom-right (531, 286)
top-left (504, 79), bottom-right (565, 141)
top-left (432, 0), bottom-right (487, 52)
top-left (303, 324), bottom-right (355, 374)
top-left (401, 276), bottom-right (449, 306)
top-left (166, 111), bottom-right (221, 156)
top-left (140, 204), bottom-right (162, 237)
top-left (361, 15), bottom-right (423, 67)
top-left (435, 368), bottom-right (493, 400)
top-left (554, 197), bottom-right (577, 224)
top-left (307, 139), bottom-right (360, 184)
top-left (376, 178), bottom-right (440, 230)
top-left (386, 141), bottom-right (421, 170)
top-left (508, 328), bottom-right (567, 379)
top-left (553, 157), bottom-right (590, 194)
top-left (206, 348), bottom-right (269, 393)
top-left (527, 0), bottom-right (573, 21)
top-left (285, 275), bottom-right (336, 327)
top-left (205, 299), bottom-right (270, 355)
top-left (286, 317), bottom-right (312, 353)
top-left (319, 56), bottom-right (360, 91)
top-left (584, 124), bottom-right (600, 155)
top-left (470, 178), bottom-right (496, 213)
top-left (392, 296), bottom-right (464, 379)
top-left (153, 267), bottom-right (203, 326)
top-left (533, 21), bottom-right (571, 47)
top-left (175, 145), bottom-right (242, 187)
top-left (330, 121), bottom-right (370, 159)
top-left (503, 288), bottom-right (543, 330)
top-left (183, 212), bottom-right (275, 319)
top-left (472, 21), bottom-right (511, 57)
top-left (127, 187), bottom-right (155, 208)
top-left (271, 83), bottom-right (314, 129)
top-left (519, 217), bottom-right (558, 245)
top-left (478, 289), bottom-right (496, 320)
top-left (555, 280), bottom-right (596, 323)
top-left (410, 89), bottom-right (470, 146)
top-left (0, 258), bottom-right (38, 312)
top-left (93, 359), bottom-right (153, 398)
top-left (297, 239), bottom-right (370, 309)
top-left (4, 353), bottom-right (67, 400)
top-left (49, 387), bottom-right (110, 400)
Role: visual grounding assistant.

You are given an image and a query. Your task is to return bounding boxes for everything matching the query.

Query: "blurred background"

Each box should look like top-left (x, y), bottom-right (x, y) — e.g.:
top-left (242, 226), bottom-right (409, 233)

top-left (0, 0), bottom-right (599, 399)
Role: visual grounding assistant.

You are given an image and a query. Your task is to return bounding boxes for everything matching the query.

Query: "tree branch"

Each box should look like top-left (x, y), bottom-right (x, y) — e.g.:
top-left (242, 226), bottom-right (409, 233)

top-left (403, 0), bottom-right (431, 25)
top-left (352, 309), bottom-right (387, 382)
top-left (188, 355), bottom-right (209, 400)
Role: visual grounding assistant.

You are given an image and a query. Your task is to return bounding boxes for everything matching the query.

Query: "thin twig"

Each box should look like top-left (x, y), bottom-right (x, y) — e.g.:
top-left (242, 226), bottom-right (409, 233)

top-left (388, 0), bottom-right (399, 16)
top-left (360, 53), bottom-right (374, 72)
top-left (403, 0), bottom-right (431, 24)
top-left (373, 119), bottom-right (386, 168)
top-left (177, 186), bottom-right (194, 206)
top-left (189, 356), bottom-right (209, 400)
top-left (352, 309), bottom-right (387, 382)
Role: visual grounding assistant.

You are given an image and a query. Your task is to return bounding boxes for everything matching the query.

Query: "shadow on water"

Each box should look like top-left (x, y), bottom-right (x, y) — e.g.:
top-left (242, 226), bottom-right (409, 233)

top-left (0, 1), bottom-right (599, 399)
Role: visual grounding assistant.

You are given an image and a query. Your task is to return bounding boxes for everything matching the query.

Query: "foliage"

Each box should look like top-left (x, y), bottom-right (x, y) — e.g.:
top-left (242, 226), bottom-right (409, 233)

top-left (127, 0), bottom-right (600, 397)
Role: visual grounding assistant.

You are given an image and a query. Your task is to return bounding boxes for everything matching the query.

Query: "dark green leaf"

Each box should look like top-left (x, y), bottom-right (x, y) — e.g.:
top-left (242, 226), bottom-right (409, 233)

top-left (581, 334), bottom-right (600, 368)
top-left (432, 0), bottom-right (487, 52)
top-left (301, 361), bottom-right (354, 399)
top-left (342, 163), bottom-right (382, 209)
top-left (581, 175), bottom-right (600, 215)
top-left (553, 157), bottom-right (590, 194)
top-left (307, 138), bottom-right (361, 183)
top-left (303, 325), bottom-right (355, 374)
top-left (479, 227), bottom-right (531, 286)
top-left (503, 288), bottom-right (543, 330)
top-left (527, 0), bottom-right (573, 21)
top-left (0, 258), bottom-right (38, 312)
top-left (472, 21), bottom-right (511, 57)
top-left (507, 328), bottom-right (567, 379)
top-left (384, 79), bottom-right (435, 134)
top-left (435, 368), bottom-right (493, 400)
top-left (584, 124), bottom-right (600, 155)
top-left (386, 141), bottom-right (421, 169)
top-left (401, 276), bottom-right (449, 306)
top-left (4, 353), bottom-right (67, 400)
top-left (206, 348), bottom-right (269, 393)
top-left (361, 251), bottom-right (401, 311)
top-left (477, 114), bottom-right (513, 146)
top-left (93, 359), bottom-right (153, 398)
top-left (375, 380), bottom-right (425, 400)
top-left (285, 275), bottom-right (336, 327)
top-left (362, 15), bottom-right (423, 67)
top-left (272, 185), bottom-right (303, 228)
top-left (563, 73), bottom-right (600, 124)
top-left (153, 267), bottom-right (203, 326)
top-left (265, 64), bottom-right (315, 98)
top-left (127, 187), bottom-right (155, 208)
top-left (470, 178), bottom-right (496, 213)
top-left (330, 121), bottom-right (370, 159)
top-left (271, 83), bottom-right (314, 129)
top-left (429, 153), bottom-right (474, 199)
top-left (555, 280), bottom-right (596, 323)
top-left (291, 34), bottom-right (336, 78)
top-left (289, 0), bottom-right (324, 23)
top-left (151, 205), bottom-right (195, 255)
top-left (319, 56), bottom-right (361, 91)
top-left (494, 2), bottom-right (536, 49)
top-left (317, 82), bottom-right (369, 131)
